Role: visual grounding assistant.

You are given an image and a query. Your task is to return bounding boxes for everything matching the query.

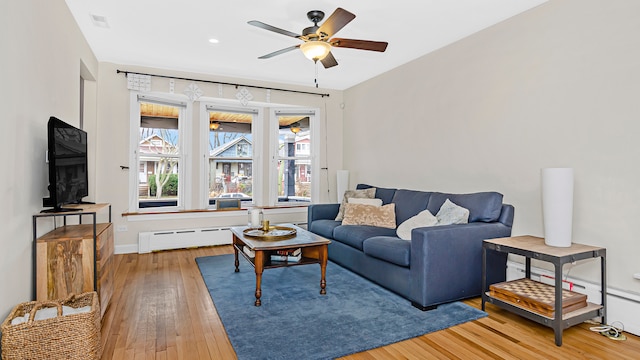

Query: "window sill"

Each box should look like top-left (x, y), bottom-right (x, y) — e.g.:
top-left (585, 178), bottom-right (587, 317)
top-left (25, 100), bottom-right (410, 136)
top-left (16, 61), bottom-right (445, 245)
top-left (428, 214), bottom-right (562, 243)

top-left (122, 205), bottom-right (308, 222)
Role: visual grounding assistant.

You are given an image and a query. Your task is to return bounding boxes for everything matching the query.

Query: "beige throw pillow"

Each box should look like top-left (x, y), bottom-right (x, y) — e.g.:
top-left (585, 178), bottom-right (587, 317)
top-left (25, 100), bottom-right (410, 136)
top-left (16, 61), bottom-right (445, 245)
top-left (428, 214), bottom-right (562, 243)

top-left (341, 203), bottom-right (396, 229)
top-left (335, 188), bottom-right (376, 221)
top-left (396, 209), bottom-right (438, 240)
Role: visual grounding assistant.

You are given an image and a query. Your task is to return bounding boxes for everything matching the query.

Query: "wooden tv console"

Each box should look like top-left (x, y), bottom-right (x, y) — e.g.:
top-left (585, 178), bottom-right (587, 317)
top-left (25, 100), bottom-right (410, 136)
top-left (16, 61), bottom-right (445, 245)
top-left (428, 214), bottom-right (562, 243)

top-left (33, 203), bottom-right (113, 319)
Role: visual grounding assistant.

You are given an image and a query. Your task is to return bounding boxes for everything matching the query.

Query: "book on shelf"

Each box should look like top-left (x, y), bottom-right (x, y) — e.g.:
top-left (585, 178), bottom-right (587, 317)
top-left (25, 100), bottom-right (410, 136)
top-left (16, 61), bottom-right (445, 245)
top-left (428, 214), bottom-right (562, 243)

top-left (243, 246), bottom-right (255, 258)
top-left (244, 246), bottom-right (303, 261)
top-left (270, 254), bottom-right (301, 262)
top-left (270, 248), bottom-right (302, 262)
top-left (274, 248), bottom-right (301, 256)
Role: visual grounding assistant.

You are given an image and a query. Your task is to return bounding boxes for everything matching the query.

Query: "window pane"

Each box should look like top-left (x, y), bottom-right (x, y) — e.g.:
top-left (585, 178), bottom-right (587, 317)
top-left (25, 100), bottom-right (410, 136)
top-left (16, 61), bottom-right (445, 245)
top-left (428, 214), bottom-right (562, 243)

top-left (138, 160), bottom-right (179, 208)
top-left (138, 102), bottom-right (181, 208)
top-left (276, 159), bottom-right (310, 202)
top-left (208, 111), bottom-right (253, 206)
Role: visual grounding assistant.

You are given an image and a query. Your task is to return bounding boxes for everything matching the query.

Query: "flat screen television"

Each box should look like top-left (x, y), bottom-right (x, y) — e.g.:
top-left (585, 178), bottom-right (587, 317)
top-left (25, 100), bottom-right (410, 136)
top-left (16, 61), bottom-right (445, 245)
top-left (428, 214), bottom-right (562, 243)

top-left (42, 116), bottom-right (89, 212)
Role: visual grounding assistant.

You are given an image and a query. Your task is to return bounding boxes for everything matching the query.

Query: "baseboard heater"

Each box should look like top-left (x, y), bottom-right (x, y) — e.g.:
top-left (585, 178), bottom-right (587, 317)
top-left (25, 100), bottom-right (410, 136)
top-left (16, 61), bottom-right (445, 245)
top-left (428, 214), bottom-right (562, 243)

top-left (138, 227), bottom-right (233, 254)
top-left (507, 260), bottom-right (640, 336)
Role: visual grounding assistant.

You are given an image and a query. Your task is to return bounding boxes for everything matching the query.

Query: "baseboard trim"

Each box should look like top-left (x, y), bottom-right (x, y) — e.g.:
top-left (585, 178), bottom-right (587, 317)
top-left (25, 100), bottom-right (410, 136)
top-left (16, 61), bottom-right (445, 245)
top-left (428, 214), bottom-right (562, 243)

top-left (115, 244), bottom-right (138, 254)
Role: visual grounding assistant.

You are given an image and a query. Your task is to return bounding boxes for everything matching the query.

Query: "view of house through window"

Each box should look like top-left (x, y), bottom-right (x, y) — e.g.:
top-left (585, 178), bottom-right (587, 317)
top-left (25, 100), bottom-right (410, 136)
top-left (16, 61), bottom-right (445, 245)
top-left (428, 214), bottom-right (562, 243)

top-left (207, 110), bottom-right (254, 206)
top-left (276, 114), bottom-right (312, 203)
top-left (137, 101), bottom-right (183, 208)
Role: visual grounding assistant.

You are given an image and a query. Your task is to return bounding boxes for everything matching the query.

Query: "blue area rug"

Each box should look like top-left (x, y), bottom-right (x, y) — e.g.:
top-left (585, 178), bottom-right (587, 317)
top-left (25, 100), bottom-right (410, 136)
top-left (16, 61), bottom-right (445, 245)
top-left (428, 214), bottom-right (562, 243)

top-left (196, 254), bottom-right (486, 360)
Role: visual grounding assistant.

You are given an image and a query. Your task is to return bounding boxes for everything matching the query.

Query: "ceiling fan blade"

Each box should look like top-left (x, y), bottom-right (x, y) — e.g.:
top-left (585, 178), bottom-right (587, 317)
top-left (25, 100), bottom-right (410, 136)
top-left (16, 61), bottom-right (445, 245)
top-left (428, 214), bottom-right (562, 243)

top-left (248, 20), bottom-right (301, 38)
top-left (317, 8), bottom-right (355, 38)
top-left (320, 52), bottom-right (338, 69)
top-left (331, 38), bottom-right (388, 52)
top-left (258, 45), bottom-right (300, 59)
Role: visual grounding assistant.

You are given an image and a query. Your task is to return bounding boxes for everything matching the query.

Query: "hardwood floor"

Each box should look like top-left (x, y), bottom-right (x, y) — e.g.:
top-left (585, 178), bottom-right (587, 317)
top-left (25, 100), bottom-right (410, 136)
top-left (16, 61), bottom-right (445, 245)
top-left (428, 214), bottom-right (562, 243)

top-left (101, 246), bottom-right (640, 359)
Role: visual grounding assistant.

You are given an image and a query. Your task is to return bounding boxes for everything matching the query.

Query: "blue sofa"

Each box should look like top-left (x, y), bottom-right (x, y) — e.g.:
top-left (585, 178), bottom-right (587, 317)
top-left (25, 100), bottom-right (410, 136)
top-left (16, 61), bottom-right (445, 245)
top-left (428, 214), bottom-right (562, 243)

top-left (307, 184), bottom-right (514, 310)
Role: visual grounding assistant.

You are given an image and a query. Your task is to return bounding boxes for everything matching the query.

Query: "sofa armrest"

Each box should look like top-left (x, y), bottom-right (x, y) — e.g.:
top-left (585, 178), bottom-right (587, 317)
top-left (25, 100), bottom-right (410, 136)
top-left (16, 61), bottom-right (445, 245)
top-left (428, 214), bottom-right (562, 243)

top-left (409, 222), bottom-right (511, 308)
top-left (307, 203), bottom-right (340, 224)
top-left (499, 204), bottom-right (515, 227)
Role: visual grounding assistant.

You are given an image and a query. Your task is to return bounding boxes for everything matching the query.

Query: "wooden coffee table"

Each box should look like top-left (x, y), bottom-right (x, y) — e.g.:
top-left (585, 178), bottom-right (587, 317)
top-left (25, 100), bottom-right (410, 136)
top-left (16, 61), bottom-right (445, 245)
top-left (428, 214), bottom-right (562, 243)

top-left (230, 224), bottom-right (331, 306)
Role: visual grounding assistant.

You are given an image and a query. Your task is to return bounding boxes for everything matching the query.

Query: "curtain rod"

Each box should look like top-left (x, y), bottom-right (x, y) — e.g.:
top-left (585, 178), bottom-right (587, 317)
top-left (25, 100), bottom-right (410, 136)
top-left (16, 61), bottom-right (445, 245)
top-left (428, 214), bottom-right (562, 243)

top-left (116, 69), bottom-right (330, 98)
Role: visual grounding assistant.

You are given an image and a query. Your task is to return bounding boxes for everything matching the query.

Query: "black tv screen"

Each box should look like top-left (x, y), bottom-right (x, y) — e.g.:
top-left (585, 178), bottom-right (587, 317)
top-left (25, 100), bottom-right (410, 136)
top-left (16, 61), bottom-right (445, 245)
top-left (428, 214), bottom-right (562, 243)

top-left (43, 117), bottom-right (88, 211)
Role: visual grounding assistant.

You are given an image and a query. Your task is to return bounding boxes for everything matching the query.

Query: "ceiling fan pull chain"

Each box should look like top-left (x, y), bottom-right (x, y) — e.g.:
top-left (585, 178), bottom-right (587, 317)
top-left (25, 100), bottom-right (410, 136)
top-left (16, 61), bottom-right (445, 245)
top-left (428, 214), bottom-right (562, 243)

top-left (314, 61), bottom-right (319, 88)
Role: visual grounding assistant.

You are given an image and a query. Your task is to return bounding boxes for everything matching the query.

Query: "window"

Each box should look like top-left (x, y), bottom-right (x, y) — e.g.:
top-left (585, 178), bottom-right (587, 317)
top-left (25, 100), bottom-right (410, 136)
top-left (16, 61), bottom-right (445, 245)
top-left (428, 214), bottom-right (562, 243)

top-left (296, 143), bottom-right (309, 153)
top-left (201, 105), bottom-right (259, 208)
top-left (130, 94), bottom-right (319, 213)
top-left (129, 94), bottom-right (189, 211)
top-left (271, 110), bottom-right (319, 205)
top-left (237, 143), bottom-right (249, 157)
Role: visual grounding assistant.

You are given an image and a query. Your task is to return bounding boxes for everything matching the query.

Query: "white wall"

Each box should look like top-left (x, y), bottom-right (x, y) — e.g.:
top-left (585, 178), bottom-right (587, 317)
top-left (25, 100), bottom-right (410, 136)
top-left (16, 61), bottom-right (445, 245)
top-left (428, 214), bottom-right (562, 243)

top-left (0, 0), bottom-right (98, 319)
top-left (343, 0), bottom-right (640, 294)
top-left (95, 62), bottom-right (345, 251)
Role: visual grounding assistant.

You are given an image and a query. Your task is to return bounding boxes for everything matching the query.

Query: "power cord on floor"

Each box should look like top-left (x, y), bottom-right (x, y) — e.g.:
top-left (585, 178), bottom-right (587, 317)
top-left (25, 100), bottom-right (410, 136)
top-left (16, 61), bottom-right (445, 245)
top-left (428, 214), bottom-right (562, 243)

top-left (586, 320), bottom-right (627, 341)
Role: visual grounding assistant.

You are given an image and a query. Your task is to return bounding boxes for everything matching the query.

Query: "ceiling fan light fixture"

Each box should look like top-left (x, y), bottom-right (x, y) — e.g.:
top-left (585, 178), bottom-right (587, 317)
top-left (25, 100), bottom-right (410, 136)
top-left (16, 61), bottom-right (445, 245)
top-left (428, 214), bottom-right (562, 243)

top-left (300, 41), bottom-right (331, 61)
top-left (209, 122), bottom-right (220, 131)
top-left (290, 122), bottom-right (301, 134)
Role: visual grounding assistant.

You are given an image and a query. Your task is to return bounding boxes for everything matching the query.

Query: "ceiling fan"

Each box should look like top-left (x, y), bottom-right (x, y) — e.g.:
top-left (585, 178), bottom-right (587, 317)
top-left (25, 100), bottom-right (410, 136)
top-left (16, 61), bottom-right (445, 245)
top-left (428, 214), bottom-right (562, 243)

top-left (248, 8), bottom-right (388, 69)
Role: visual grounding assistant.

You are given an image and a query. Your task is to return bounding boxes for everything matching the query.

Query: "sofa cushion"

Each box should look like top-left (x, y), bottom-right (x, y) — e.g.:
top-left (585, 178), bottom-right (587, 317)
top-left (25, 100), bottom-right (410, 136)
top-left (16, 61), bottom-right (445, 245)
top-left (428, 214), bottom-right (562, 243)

top-left (308, 219), bottom-right (341, 240)
top-left (332, 225), bottom-right (398, 250)
top-left (335, 188), bottom-right (376, 221)
top-left (396, 209), bottom-right (438, 240)
top-left (427, 192), bottom-right (503, 223)
top-left (363, 236), bottom-right (411, 267)
top-left (342, 203), bottom-right (396, 229)
top-left (391, 189), bottom-right (432, 225)
top-left (356, 184), bottom-right (397, 205)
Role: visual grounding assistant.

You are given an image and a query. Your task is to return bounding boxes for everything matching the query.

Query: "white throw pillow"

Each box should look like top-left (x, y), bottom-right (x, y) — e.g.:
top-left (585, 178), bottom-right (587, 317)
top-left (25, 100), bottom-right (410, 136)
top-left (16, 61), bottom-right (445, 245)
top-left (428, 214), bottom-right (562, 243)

top-left (396, 209), bottom-right (438, 240)
top-left (348, 197), bottom-right (383, 207)
top-left (435, 199), bottom-right (469, 225)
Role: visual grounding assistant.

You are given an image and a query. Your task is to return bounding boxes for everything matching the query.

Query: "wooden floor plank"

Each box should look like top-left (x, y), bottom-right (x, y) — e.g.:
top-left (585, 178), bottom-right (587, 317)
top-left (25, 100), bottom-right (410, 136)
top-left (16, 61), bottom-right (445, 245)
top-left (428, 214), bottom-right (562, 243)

top-left (449, 322), bottom-right (539, 360)
top-left (100, 245), bottom-right (640, 360)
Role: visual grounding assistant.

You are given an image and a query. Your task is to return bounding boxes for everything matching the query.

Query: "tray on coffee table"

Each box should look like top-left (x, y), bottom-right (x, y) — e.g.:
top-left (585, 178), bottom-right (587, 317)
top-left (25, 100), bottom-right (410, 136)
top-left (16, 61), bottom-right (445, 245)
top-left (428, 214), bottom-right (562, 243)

top-left (242, 226), bottom-right (296, 240)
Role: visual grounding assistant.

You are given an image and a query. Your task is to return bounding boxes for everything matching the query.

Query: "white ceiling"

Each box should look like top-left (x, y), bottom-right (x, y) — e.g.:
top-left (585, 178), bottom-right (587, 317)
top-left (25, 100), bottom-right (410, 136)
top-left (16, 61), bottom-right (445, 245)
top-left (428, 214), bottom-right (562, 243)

top-left (65, 0), bottom-right (547, 90)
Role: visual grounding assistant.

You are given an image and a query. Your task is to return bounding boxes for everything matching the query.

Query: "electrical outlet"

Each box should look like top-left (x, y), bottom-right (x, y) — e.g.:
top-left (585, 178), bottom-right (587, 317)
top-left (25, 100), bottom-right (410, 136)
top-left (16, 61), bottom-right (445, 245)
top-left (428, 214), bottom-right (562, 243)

top-left (116, 225), bottom-right (128, 232)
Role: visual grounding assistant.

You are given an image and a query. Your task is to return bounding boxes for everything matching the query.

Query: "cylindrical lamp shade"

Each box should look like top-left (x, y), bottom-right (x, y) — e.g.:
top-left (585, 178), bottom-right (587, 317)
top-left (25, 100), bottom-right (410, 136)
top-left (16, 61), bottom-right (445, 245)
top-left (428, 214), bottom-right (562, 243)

top-left (336, 170), bottom-right (349, 203)
top-left (541, 168), bottom-right (574, 247)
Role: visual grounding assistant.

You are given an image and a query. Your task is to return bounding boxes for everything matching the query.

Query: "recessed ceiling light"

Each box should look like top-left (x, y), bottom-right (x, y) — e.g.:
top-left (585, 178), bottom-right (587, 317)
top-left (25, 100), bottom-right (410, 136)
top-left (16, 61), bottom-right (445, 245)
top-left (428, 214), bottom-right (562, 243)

top-left (209, 38), bottom-right (220, 44)
top-left (90, 14), bottom-right (109, 28)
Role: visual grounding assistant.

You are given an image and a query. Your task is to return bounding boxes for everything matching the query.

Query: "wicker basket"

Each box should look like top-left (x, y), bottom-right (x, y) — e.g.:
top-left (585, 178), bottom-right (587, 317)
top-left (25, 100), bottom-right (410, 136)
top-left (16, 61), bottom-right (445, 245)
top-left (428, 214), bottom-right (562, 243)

top-left (1, 292), bottom-right (101, 360)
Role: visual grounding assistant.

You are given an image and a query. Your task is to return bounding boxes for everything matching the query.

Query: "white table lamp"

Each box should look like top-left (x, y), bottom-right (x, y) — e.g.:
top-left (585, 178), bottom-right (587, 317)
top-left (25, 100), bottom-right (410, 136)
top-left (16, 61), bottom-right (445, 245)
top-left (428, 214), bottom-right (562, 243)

top-left (541, 168), bottom-right (574, 247)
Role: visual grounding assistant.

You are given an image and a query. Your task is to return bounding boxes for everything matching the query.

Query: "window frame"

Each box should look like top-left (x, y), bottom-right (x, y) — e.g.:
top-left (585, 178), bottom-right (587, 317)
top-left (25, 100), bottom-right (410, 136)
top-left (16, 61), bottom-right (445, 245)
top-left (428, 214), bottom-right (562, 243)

top-left (128, 93), bottom-right (192, 212)
top-left (269, 108), bottom-right (320, 206)
top-left (199, 102), bottom-right (263, 209)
